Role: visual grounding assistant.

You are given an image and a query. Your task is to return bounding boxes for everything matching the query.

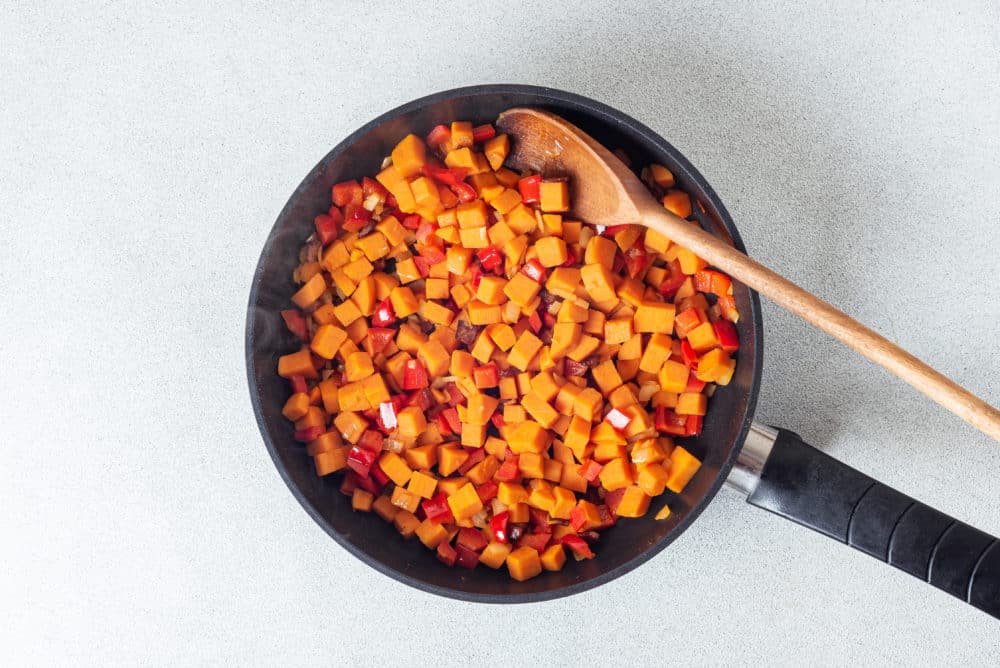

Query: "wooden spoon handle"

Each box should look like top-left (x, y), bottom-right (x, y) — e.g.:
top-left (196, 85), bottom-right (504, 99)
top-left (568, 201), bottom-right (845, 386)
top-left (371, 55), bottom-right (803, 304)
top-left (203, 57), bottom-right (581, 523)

top-left (642, 205), bottom-right (1000, 442)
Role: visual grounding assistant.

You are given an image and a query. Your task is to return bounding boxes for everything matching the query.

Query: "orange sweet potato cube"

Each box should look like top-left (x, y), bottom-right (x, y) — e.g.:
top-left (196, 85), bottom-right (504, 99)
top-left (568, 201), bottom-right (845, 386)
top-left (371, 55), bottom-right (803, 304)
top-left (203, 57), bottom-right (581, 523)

top-left (446, 246), bottom-right (475, 274)
top-left (466, 393), bottom-right (500, 425)
top-left (476, 276), bottom-right (509, 305)
top-left (634, 301), bottom-right (676, 334)
top-left (507, 330), bottom-right (543, 371)
top-left (503, 272), bottom-right (542, 308)
top-left (461, 423), bottom-right (487, 448)
top-left (456, 199), bottom-right (488, 229)
top-left (545, 267), bottom-right (581, 298)
top-left (686, 321), bottom-right (720, 353)
top-left (675, 392), bottom-right (708, 416)
top-left (483, 134), bottom-right (509, 170)
top-left (666, 446), bottom-right (702, 493)
top-left (489, 188), bottom-right (522, 214)
top-left (450, 349), bottom-right (475, 378)
top-left (459, 226), bottom-right (489, 249)
top-left (539, 179), bottom-right (569, 212)
top-left (573, 387), bottom-right (603, 422)
top-left (534, 237), bottom-right (568, 267)
top-left (404, 443), bottom-right (438, 470)
top-left (389, 286), bottom-right (420, 318)
top-left (480, 541), bottom-right (513, 569)
top-left (425, 277), bottom-right (450, 300)
top-left (662, 190), bottom-right (692, 218)
top-left (604, 317), bottom-right (634, 345)
top-left (590, 359), bottom-right (624, 394)
top-left (390, 134), bottom-right (426, 177)
top-left (487, 323), bottom-right (516, 351)
top-left (519, 452), bottom-right (546, 478)
top-left (344, 351), bottom-right (374, 382)
top-left (310, 325), bottom-right (348, 360)
top-left (396, 406), bottom-right (427, 443)
top-left (508, 421), bottom-right (552, 454)
top-left (529, 371), bottom-right (561, 402)
top-left (598, 458), bottom-right (635, 491)
top-left (379, 452), bottom-right (413, 487)
top-left (504, 203), bottom-right (539, 235)
top-left (314, 446), bottom-right (349, 476)
top-left (438, 446), bottom-right (469, 477)
top-left (393, 509), bottom-right (420, 537)
top-left (406, 470), bottom-right (438, 499)
top-left (584, 235), bottom-right (617, 270)
top-left (415, 518), bottom-right (449, 549)
top-left (416, 339), bottom-right (450, 377)
top-left (391, 485), bottom-right (422, 513)
top-left (550, 486), bottom-right (576, 519)
top-left (506, 546), bottom-right (543, 581)
top-left (563, 415), bottom-right (591, 460)
top-left (637, 462), bottom-right (671, 497)
top-left (615, 485), bottom-right (651, 518)
top-left (521, 391), bottom-right (559, 428)
top-left (581, 263), bottom-right (617, 302)
top-left (291, 273), bottom-right (326, 308)
top-left (447, 482), bottom-right (484, 521)
top-left (639, 333), bottom-right (673, 373)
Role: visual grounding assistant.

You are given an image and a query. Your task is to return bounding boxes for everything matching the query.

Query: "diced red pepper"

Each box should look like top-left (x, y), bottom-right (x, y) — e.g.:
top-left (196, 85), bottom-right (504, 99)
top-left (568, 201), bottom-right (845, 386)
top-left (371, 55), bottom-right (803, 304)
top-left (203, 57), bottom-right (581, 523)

top-left (604, 408), bottom-right (631, 432)
top-left (623, 242), bottom-right (650, 279)
top-left (476, 480), bottom-right (499, 503)
top-left (569, 506), bottom-right (588, 532)
top-left (578, 459), bottom-right (603, 483)
top-left (361, 176), bottom-right (388, 200)
top-left (457, 527), bottom-right (489, 552)
top-left (518, 175), bottom-right (541, 204)
top-left (473, 363), bottom-right (500, 389)
top-left (440, 407), bottom-right (462, 433)
top-left (342, 204), bottom-right (372, 232)
top-left (435, 411), bottom-right (454, 436)
top-left (421, 162), bottom-right (468, 186)
top-left (685, 414), bottom-right (704, 436)
top-left (417, 242), bottom-right (447, 265)
top-left (564, 358), bottom-right (588, 377)
top-left (496, 455), bottom-right (520, 482)
top-left (681, 340), bottom-right (699, 368)
top-left (372, 297), bottom-right (396, 327)
top-left (368, 459), bottom-right (390, 488)
top-left (595, 504), bottom-right (616, 529)
top-left (542, 312), bottom-right (557, 328)
top-left (655, 406), bottom-right (688, 436)
top-left (528, 507), bottom-right (551, 530)
top-left (490, 412), bottom-right (505, 431)
top-left (415, 221), bottom-right (438, 244)
top-left (438, 184), bottom-right (459, 209)
top-left (426, 124), bottom-right (451, 147)
top-left (444, 383), bottom-right (466, 407)
top-left (521, 258), bottom-right (547, 283)
top-left (436, 540), bottom-right (458, 567)
top-left (561, 534), bottom-right (596, 559)
top-left (561, 248), bottom-right (577, 267)
top-left (367, 327), bottom-right (395, 354)
top-left (314, 213), bottom-right (339, 246)
top-left (339, 472), bottom-right (358, 496)
top-left (454, 544), bottom-right (480, 569)
top-left (712, 319), bottom-right (739, 353)
top-left (605, 488), bottom-right (626, 516)
top-left (491, 511), bottom-right (510, 543)
top-left (353, 472), bottom-right (380, 495)
top-left (516, 532), bottom-right (551, 553)
top-left (450, 182), bottom-right (477, 203)
top-left (294, 425), bottom-right (324, 442)
top-left (288, 373), bottom-right (308, 395)
top-left (527, 311), bottom-right (542, 334)
top-left (281, 310), bottom-right (309, 341)
top-left (472, 124), bottom-right (496, 143)
top-left (717, 294), bottom-right (739, 323)
top-left (684, 370), bottom-right (707, 393)
top-left (458, 447), bottom-right (485, 475)
top-left (693, 269), bottom-right (733, 296)
top-left (422, 492), bottom-right (455, 523)
top-left (346, 445), bottom-right (376, 477)
top-left (357, 429), bottom-right (383, 452)
top-left (659, 259), bottom-right (686, 300)
top-left (406, 388), bottom-right (433, 411)
top-left (476, 246), bottom-right (503, 271)
top-left (401, 213), bottom-right (422, 230)
top-left (385, 193), bottom-right (398, 209)
top-left (331, 180), bottom-right (363, 207)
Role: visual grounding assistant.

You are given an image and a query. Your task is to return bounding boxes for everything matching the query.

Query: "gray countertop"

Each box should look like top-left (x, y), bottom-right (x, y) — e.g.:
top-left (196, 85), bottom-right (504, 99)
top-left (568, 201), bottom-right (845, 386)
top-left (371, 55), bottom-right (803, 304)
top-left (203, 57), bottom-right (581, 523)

top-left (3, 1), bottom-right (999, 664)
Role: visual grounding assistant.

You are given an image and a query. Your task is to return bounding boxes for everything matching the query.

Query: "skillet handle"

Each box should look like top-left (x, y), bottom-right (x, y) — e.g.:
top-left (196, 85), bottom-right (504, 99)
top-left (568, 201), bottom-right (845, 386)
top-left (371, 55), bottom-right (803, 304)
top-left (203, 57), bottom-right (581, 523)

top-left (739, 426), bottom-right (1000, 619)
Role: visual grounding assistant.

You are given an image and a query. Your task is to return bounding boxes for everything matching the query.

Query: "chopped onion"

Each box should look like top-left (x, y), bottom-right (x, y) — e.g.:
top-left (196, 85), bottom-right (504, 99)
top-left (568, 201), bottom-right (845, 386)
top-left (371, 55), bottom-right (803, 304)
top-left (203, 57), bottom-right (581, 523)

top-left (471, 509), bottom-right (490, 528)
top-left (380, 401), bottom-right (398, 430)
top-left (363, 193), bottom-right (382, 211)
top-left (491, 498), bottom-right (508, 516)
top-left (605, 408), bottom-right (631, 431)
top-left (383, 437), bottom-right (404, 453)
top-left (637, 383), bottom-right (660, 403)
top-left (380, 155), bottom-right (392, 168)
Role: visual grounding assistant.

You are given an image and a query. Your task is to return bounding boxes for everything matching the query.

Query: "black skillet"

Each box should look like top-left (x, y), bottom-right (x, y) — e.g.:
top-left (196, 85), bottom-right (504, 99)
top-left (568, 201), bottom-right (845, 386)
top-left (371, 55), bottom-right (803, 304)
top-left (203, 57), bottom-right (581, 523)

top-left (246, 84), bottom-right (1000, 616)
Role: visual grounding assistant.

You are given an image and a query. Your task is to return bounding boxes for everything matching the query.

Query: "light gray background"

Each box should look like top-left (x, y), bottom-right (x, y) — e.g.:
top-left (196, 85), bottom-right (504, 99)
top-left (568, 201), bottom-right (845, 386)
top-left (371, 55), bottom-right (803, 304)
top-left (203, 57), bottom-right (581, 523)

top-left (2, 1), bottom-right (999, 665)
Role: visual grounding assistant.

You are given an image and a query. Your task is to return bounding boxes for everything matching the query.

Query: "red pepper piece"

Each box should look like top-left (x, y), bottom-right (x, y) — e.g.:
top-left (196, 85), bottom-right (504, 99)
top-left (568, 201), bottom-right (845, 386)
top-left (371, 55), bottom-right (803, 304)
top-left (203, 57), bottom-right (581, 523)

top-left (517, 175), bottom-right (541, 204)
top-left (685, 414), bottom-right (704, 436)
top-left (476, 480), bottom-right (499, 503)
top-left (476, 246), bottom-right (503, 271)
top-left (521, 258), bottom-right (547, 283)
top-left (712, 319), bottom-right (739, 353)
top-left (331, 180), bottom-right (363, 207)
top-left (407, 388), bottom-right (433, 411)
top-left (339, 473), bottom-right (358, 496)
top-left (457, 527), bottom-right (489, 552)
top-left (346, 445), bottom-right (376, 477)
top-left (578, 459), bottom-right (603, 483)
top-left (357, 429), bottom-right (384, 452)
top-left (527, 311), bottom-right (542, 334)
top-left (436, 540), bottom-right (458, 566)
top-left (604, 408), bottom-right (631, 432)
top-left (361, 176), bottom-right (388, 200)
top-left (415, 222), bottom-right (437, 245)
top-left (421, 163), bottom-right (468, 186)
top-left (440, 407), bottom-right (462, 433)
top-left (490, 412), bottom-right (505, 431)
top-left (604, 224), bottom-right (630, 237)
top-left (449, 181), bottom-right (477, 203)
top-left (281, 310), bottom-right (309, 341)
top-left (655, 406), bottom-right (688, 436)
top-left (294, 426), bottom-right (324, 443)
top-left (717, 294), bottom-right (739, 323)
top-left (489, 511), bottom-right (510, 544)
top-left (370, 461), bottom-right (391, 488)
top-left (569, 507), bottom-right (587, 532)
top-left (354, 472), bottom-right (380, 495)
top-left (422, 492), bottom-right (455, 523)
top-left (401, 213), bottom-right (422, 230)
top-left (454, 544), bottom-right (480, 569)
top-left (435, 411), bottom-right (453, 436)
top-left (438, 184), bottom-right (459, 209)
top-left (371, 297), bottom-right (396, 327)
top-left (605, 488), bottom-right (626, 516)
top-left (288, 373), bottom-right (308, 395)
top-left (367, 327), bottom-right (395, 354)
top-left (681, 340), bottom-right (699, 368)
top-left (417, 242), bottom-right (446, 265)
top-left (684, 370), bottom-right (707, 393)
top-left (472, 124), bottom-right (496, 143)
top-left (516, 532), bottom-right (551, 553)
top-left (444, 383), bottom-right (466, 407)
top-left (426, 124), bottom-right (451, 147)
top-left (495, 455), bottom-right (519, 482)
top-left (342, 204), bottom-right (372, 232)
top-left (623, 242), bottom-right (650, 279)
top-left (313, 213), bottom-right (339, 246)
top-left (528, 507), bottom-right (551, 530)
top-left (561, 534), bottom-right (596, 559)
top-left (561, 248), bottom-right (577, 267)
top-left (385, 193), bottom-right (398, 209)
top-left (693, 269), bottom-right (733, 296)
top-left (659, 259), bottom-right (686, 300)
top-left (458, 447), bottom-right (486, 475)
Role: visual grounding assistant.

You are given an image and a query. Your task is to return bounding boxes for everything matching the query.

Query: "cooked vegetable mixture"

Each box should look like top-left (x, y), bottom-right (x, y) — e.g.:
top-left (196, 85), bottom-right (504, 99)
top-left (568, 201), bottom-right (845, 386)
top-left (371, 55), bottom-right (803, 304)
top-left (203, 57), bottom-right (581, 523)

top-left (277, 120), bottom-right (740, 580)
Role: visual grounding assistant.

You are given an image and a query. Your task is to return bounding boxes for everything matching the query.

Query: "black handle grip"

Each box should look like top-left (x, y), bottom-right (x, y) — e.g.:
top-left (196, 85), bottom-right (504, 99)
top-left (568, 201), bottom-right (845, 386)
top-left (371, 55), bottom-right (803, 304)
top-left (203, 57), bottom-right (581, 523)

top-left (747, 428), bottom-right (1000, 619)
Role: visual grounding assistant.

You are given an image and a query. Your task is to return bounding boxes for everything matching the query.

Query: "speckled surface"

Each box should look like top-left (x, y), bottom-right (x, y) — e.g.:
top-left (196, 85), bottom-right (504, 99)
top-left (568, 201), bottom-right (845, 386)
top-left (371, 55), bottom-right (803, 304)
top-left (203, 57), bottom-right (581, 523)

top-left (2, 1), bottom-right (999, 664)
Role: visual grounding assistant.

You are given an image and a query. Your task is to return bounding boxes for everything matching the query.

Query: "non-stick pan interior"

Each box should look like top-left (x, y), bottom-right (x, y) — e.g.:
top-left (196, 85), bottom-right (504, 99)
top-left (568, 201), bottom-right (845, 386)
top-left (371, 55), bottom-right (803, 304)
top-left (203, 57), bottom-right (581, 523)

top-left (247, 85), bottom-right (763, 602)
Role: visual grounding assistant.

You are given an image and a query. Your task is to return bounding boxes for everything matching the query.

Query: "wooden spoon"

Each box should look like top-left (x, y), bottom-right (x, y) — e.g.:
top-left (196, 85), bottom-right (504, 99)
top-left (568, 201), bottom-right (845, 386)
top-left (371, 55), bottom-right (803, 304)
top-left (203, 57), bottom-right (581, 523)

top-left (496, 107), bottom-right (1000, 442)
